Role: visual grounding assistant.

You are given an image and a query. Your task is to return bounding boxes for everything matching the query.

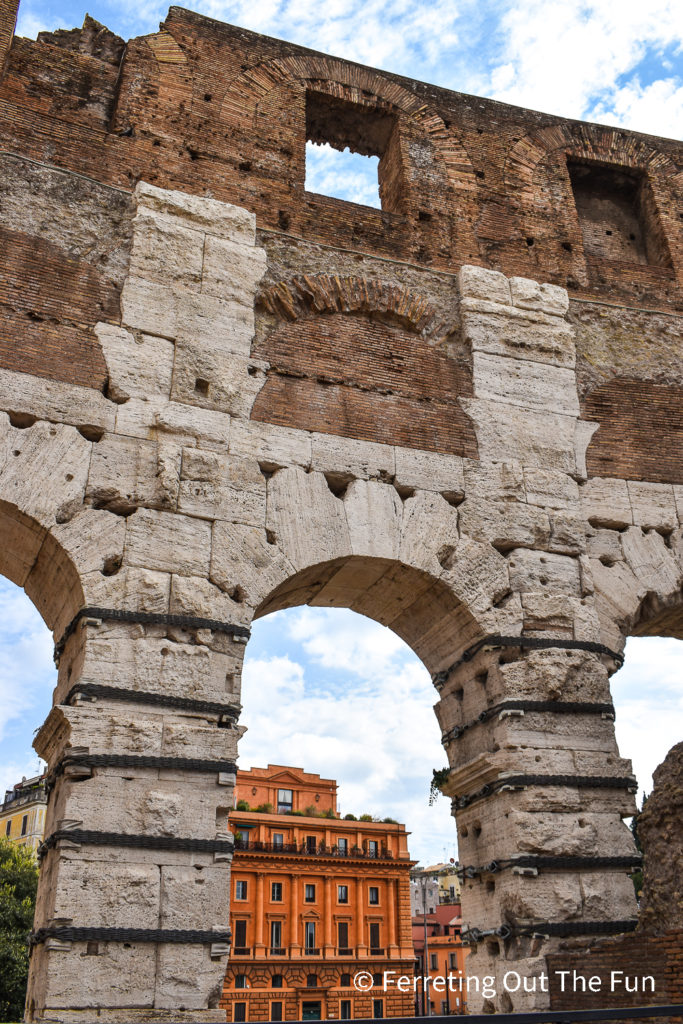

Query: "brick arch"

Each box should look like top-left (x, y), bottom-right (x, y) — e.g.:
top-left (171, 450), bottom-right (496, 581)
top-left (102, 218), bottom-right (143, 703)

top-left (505, 122), bottom-right (680, 197)
top-left (219, 55), bottom-right (476, 192)
top-left (258, 274), bottom-right (453, 341)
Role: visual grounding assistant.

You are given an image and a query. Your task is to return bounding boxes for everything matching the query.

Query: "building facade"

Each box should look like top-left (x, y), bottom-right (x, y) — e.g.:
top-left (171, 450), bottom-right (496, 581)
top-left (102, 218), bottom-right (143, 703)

top-left (221, 766), bottom-right (416, 1021)
top-left (1, 774), bottom-right (47, 855)
top-left (411, 904), bottom-right (468, 1016)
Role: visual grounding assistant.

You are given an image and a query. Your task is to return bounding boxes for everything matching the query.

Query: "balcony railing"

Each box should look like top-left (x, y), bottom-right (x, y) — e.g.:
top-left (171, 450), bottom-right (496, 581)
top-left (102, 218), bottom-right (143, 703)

top-left (233, 839), bottom-right (394, 860)
top-left (232, 947), bottom-right (250, 956)
top-left (337, 947), bottom-right (353, 956)
top-left (370, 947), bottom-right (385, 955)
top-left (304, 947), bottom-right (320, 956)
top-left (269, 947), bottom-right (285, 955)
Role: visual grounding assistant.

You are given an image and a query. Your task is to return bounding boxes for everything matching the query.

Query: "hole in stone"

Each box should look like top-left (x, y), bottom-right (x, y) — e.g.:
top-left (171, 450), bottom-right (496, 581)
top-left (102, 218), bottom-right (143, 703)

top-left (437, 544), bottom-right (456, 570)
top-left (194, 378), bottom-right (210, 396)
top-left (562, 241), bottom-right (572, 252)
top-left (486, 880), bottom-right (495, 893)
top-left (101, 556), bottom-right (122, 577)
top-left (455, 687), bottom-right (464, 701)
top-left (152, 139), bottom-right (161, 147)
top-left (265, 530), bottom-right (277, 545)
top-left (526, 237), bottom-right (534, 246)
top-left (86, 941), bottom-right (99, 956)
top-left (599, 554), bottom-right (617, 567)
top-left (418, 210), bottom-right (432, 222)
top-left (501, 992), bottom-right (514, 1013)
top-left (475, 671), bottom-right (488, 688)
top-left (475, 170), bottom-right (485, 179)
top-left (228, 586), bottom-right (246, 604)
top-left (277, 210), bottom-right (291, 230)
top-left (486, 941), bottom-right (499, 957)
top-left (441, 490), bottom-right (463, 508)
top-left (12, 450), bottom-right (20, 457)
top-left (473, 823), bottom-right (482, 838)
top-left (78, 425), bottom-right (104, 442)
top-left (187, 147), bottom-right (199, 161)
top-left (258, 463), bottom-right (275, 480)
top-left (8, 411), bottom-right (36, 429)
top-left (578, 818), bottom-right (587, 827)
top-left (460, 826), bottom-right (468, 837)
top-left (394, 483), bottom-right (415, 502)
top-left (323, 472), bottom-right (352, 498)
top-left (65, 473), bottom-right (73, 482)
top-left (606, 229), bottom-right (613, 235)
top-left (204, 93), bottom-right (212, 101)
top-left (247, 366), bottom-right (258, 377)
top-left (161, 647), bottom-right (170, 657)
top-left (238, 160), bottom-right (252, 172)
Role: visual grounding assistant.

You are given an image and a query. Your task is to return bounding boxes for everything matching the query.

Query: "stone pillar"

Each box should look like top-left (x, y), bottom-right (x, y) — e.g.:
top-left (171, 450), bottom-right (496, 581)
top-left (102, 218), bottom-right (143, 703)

top-left (386, 879), bottom-right (398, 956)
top-left (356, 880), bottom-right (367, 958)
top-left (436, 642), bottom-right (638, 1012)
top-left (254, 872), bottom-right (266, 957)
top-left (323, 877), bottom-right (334, 957)
top-left (291, 876), bottom-right (301, 957)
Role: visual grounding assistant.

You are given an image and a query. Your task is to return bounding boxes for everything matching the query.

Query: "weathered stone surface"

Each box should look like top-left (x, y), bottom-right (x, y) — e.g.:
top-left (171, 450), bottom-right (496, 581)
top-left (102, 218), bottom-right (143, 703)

top-left (0, 367), bottom-right (115, 432)
top-left (343, 479), bottom-right (402, 559)
top-left (507, 548), bottom-right (582, 594)
top-left (459, 497), bottom-right (550, 550)
top-left (171, 341), bottom-right (266, 418)
top-left (637, 741), bottom-right (683, 933)
top-left (210, 521), bottom-right (294, 608)
top-left (201, 235), bottom-right (267, 303)
top-left (627, 480), bottom-right (678, 533)
top-left (581, 477), bottom-right (633, 528)
top-left (460, 398), bottom-right (578, 471)
top-left (509, 276), bottom-right (569, 316)
top-left (310, 432), bottom-right (395, 481)
top-left (136, 181), bottom-right (255, 243)
top-left (179, 451), bottom-right (266, 526)
top-left (458, 264), bottom-right (511, 304)
top-left (523, 466), bottom-right (580, 509)
top-left (87, 433), bottom-right (180, 512)
top-left (472, 351), bottom-right (579, 416)
top-left (125, 508), bottom-right (212, 575)
top-left (266, 466), bottom-right (351, 569)
top-left (460, 301), bottom-right (576, 367)
top-left (229, 418), bottom-right (312, 469)
top-left (96, 324), bottom-right (174, 403)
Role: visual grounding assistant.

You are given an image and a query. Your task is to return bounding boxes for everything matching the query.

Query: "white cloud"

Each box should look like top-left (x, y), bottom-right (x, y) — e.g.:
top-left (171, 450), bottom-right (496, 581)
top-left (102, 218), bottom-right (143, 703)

top-left (588, 77), bottom-right (683, 140)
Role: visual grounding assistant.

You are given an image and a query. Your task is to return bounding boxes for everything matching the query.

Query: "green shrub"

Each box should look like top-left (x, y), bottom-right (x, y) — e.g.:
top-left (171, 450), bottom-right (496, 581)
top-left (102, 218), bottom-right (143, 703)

top-left (235, 800), bottom-right (250, 811)
top-left (255, 803), bottom-right (273, 814)
top-left (359, 814), bottom-right (373, 822)
top-left (343, 814), bottom-right (357, 821)
top-left (0, 838), bottom-right (39, 1022)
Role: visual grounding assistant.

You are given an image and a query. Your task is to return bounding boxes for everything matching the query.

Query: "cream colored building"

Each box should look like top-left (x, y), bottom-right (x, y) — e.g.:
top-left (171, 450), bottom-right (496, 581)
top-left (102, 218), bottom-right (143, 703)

top-left (1, 773), bottom-right (47, 855)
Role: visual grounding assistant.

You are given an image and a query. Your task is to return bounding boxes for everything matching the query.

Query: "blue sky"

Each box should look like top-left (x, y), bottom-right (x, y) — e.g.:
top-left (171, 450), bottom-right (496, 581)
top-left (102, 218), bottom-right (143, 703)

top-left (2, 0), bottom-right (683, 864)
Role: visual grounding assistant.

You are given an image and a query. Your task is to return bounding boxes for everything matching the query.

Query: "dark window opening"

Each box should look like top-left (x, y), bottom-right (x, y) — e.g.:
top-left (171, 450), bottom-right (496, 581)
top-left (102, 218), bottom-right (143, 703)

top-left (21, 815), bottom-right (28, 836)
top-left (567, 159), bottom-right (672, 268)
top-left (234, 1002), bottom-right (247, 1023)
top-left (272, 975), bottom-right (283, 989)
top-left (341, 999), bottom-right (352, 1019)
top-left (305, 91), bottom-right (401, 212)
top-left (271, 1001), bottom-right (283, 1021)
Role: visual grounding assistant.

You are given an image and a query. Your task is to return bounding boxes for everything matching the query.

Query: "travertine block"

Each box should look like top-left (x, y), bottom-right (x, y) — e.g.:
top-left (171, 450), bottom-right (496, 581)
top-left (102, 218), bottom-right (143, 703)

top-left (31, 943), bottom-right (158, 1011)
top-left (509, 276), bottom-right (569, 316)
top-left (266, 467), bottom-right (351, 569)
top-left (210, 521), bottom-right (294, 607)
top-left (159, 865), bottom-right (229, 929)
top-left (77, 566), bottom-right (171, 620)
top-left (175, 291), bottom-right (256, 355)
top-left (440, 536), bottom-right (510, 616)
top-left (136, 181), bottom-right (256, 243)
top-left (0, 420), bottom-right (90, 527)
top-left (201, 235), bottom-right (267, 302)
top-left (460, 303), bottom-right (576, 367)
top-left (674, 485), bottom-right (683, 524)
top-left (51, 859), bottom-right (161, 928)
top-left (129, 210), bottom-right (204, 288)
top-left (574, 419), bottom-right (599, 481)
top-left (155, 402), bottom-right (231, 447)
top-left (343, 479), bottom-right (402, 559)
top-left (125, 508), bottom-right (211, 576)
top-left (393, 446), bottom-right (464, 495)
top-left (87, 434), bottom-right (180, 512)
top-left (154, 944), bottom-right (228, 1010)
top-left (0, 367), bottom-right (115, 432)
top-left (523, 466), bottom-right (579, 509)
top-left (507, 548), bottom-right (581, 594)
top-left (463, 459), bottom-right (525, 501)
top-left (458, 264), bottom-right (511, 304)
top-left (627, 480), bottom-right (678, 532)
top-left (548, 511), bottom-right (586, 554)
top-left (96, 324), bottom-right (174, 402)
top-left (229, 418), bottom-right (312, 469)
top-left (580, 477), bottom-right (633, 528)
top-left (178, 451), bottom-right (265, 526)
top-left (460, 398), bottom-right (577, 472)
top-left (52, 508), bottom-right (125, 576)
top-left (458, 498), bottom-right (550, 550)
top-left (171, 339), bottom-right (265, 418)
top-left (398, 491), bottom-right (460, 574)
top-left (620, 526), bottom-right (682, 597)
top-left (472, 352), bottom-right (579, 416)
top-left (310, 432), bottom-right (395, 481)
top-left (170, 574), bottom-right (251, 627)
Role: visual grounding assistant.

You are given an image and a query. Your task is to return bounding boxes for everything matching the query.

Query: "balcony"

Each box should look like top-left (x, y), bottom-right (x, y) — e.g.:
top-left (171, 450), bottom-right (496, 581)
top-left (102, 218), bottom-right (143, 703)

top-left (233, 839), bottom-right (394, 860)
top-left (337, 947), bottom-right (353, 956)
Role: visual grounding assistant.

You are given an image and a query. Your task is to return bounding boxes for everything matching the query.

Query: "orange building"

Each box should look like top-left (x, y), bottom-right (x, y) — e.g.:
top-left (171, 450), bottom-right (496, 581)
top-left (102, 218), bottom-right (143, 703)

top-left (411, 903), bottom-right (469, 1015)
top-left (221, 765), bottom-right (416, 1022)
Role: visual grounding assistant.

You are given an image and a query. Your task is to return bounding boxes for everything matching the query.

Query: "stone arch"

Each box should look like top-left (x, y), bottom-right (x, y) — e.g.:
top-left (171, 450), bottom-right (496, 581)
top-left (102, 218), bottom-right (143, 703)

top-left (257, 274), bottom-right (452, 342)
top-left (505, 122), bottom-right (680, 198)
top-left (219, 55), bottom-right (477, 194)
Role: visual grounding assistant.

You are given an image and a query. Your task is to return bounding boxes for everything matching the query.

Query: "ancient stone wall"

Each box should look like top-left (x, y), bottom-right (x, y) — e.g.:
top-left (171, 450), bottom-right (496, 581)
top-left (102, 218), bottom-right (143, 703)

top-left (0, 2), bottom-right (681, 1019)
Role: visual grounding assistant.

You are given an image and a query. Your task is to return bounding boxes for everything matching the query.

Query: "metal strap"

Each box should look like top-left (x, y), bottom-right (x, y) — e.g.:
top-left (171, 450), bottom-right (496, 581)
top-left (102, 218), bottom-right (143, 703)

top-left (459, 854), bottom-right (642, 877)
top-left (38, 829), bottom-right (234, 860)
top-left (442, 699), bottom-right (615, 743)
top-left (462, 919), bottom-right (638, 942)
top-left (54, 607), bottom-right (251, 663)
top-left (63, 683), bottom-right (241, 720)
top-left (433, 635), bottom-right (624, 687)
top-left (455, 773), bottom-right (637, 809)
top-left (30, 926), bottom-right (231, 948)
top-left (45, 753), bottom-right (236, 794)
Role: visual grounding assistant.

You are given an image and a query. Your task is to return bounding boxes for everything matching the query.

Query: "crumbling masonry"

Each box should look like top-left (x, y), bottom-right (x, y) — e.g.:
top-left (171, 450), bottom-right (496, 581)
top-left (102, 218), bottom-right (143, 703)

top-left (0, 1), bottom-right (681, 1019)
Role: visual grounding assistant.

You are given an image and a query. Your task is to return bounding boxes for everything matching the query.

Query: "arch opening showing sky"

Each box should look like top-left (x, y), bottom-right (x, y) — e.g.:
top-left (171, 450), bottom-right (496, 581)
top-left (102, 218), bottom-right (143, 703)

top-left (0, 576), bottom-right (680, 866)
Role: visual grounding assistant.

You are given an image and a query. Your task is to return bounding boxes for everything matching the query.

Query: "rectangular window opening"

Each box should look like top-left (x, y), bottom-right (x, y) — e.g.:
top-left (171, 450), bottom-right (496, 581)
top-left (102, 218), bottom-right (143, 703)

top-left (305, 91), bottom-right (399, 212)
top-left (567, 158), bottom-right (672, 268)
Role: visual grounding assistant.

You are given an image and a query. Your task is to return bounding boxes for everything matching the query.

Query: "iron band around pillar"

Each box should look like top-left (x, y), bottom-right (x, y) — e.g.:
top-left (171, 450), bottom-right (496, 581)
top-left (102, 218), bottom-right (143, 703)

top-left (29, 926), bottom-right (231, 949)
top-left (63, 683), bottom-right (241, 722)
top-left (462, 919), bottom-right (638, 943)
top-left (432, 635), bottom-right (624, 688)
top-left (54, 606), bottom-right (251, 663)
top-left (442, 698), bottom-right (615, 743)
top-left (45, 753), bottom-right (236, 794)
top-left (37, 829), bottom-right (234, 861)
top-left (459, 854), bottom-right (642, 878)
top-left (455, 773), bottom-right (637, 810)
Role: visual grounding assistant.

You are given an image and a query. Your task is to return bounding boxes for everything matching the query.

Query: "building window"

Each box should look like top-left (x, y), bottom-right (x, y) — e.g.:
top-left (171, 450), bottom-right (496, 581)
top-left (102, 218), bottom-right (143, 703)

top-left (304, 921), bottom-right (316, 950)
top-left (234, 1002), bottom-right (247, 1022)
top-left (307, 974), bottom-right (318, 988)
top-left (306, 835), bottom-right (317, 854)
top-left (273, 832), bottom-right (284, 849)
top-left (271, 1001), bottom-right (283, 1021)
top-left (235, 975), bottom-right (248, 989)
top-left (369, 887), bottom-right (379, 905)
top-left (373, 999), bottom-right (384, 1018)
top-left (372, 974), bottom-right (382, 987)
top-left (369, 923), bottom-right (381, 952)
top-left (235, 880), bottom-right (248, 900)
top-left (234, 920), bottom-right (248, 952)
top-left (337, 884), bottom-right (348, 904)
top-left (337, 837), bottom-right (348, 855)
top-left (340, 1000), bottom-right (352, 1019)
top-left (430, 954), bottom-right (437, 970)
top-left (367, 840), bottom-right (379, 858)
top-left (270, 921), bottom-right (283, 953)
top-left (272, 882), bottom-right (283, 902)
top-left (21, 815), bottom-right (28, 837)
top-left (337, 922), bottom-right (349, 952)
top-left (340, 974), bottom-right (351, 987)
top-left (277, 789), bottom-right (293, 814)
top-left (272, 975), bottom-right (283, 989)
top-left (449, 953), bottom-right (457, 970)
top-left (4, 820), bottom-right (10, 837)
top-left (305, 883), bottom-right (316, 902)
